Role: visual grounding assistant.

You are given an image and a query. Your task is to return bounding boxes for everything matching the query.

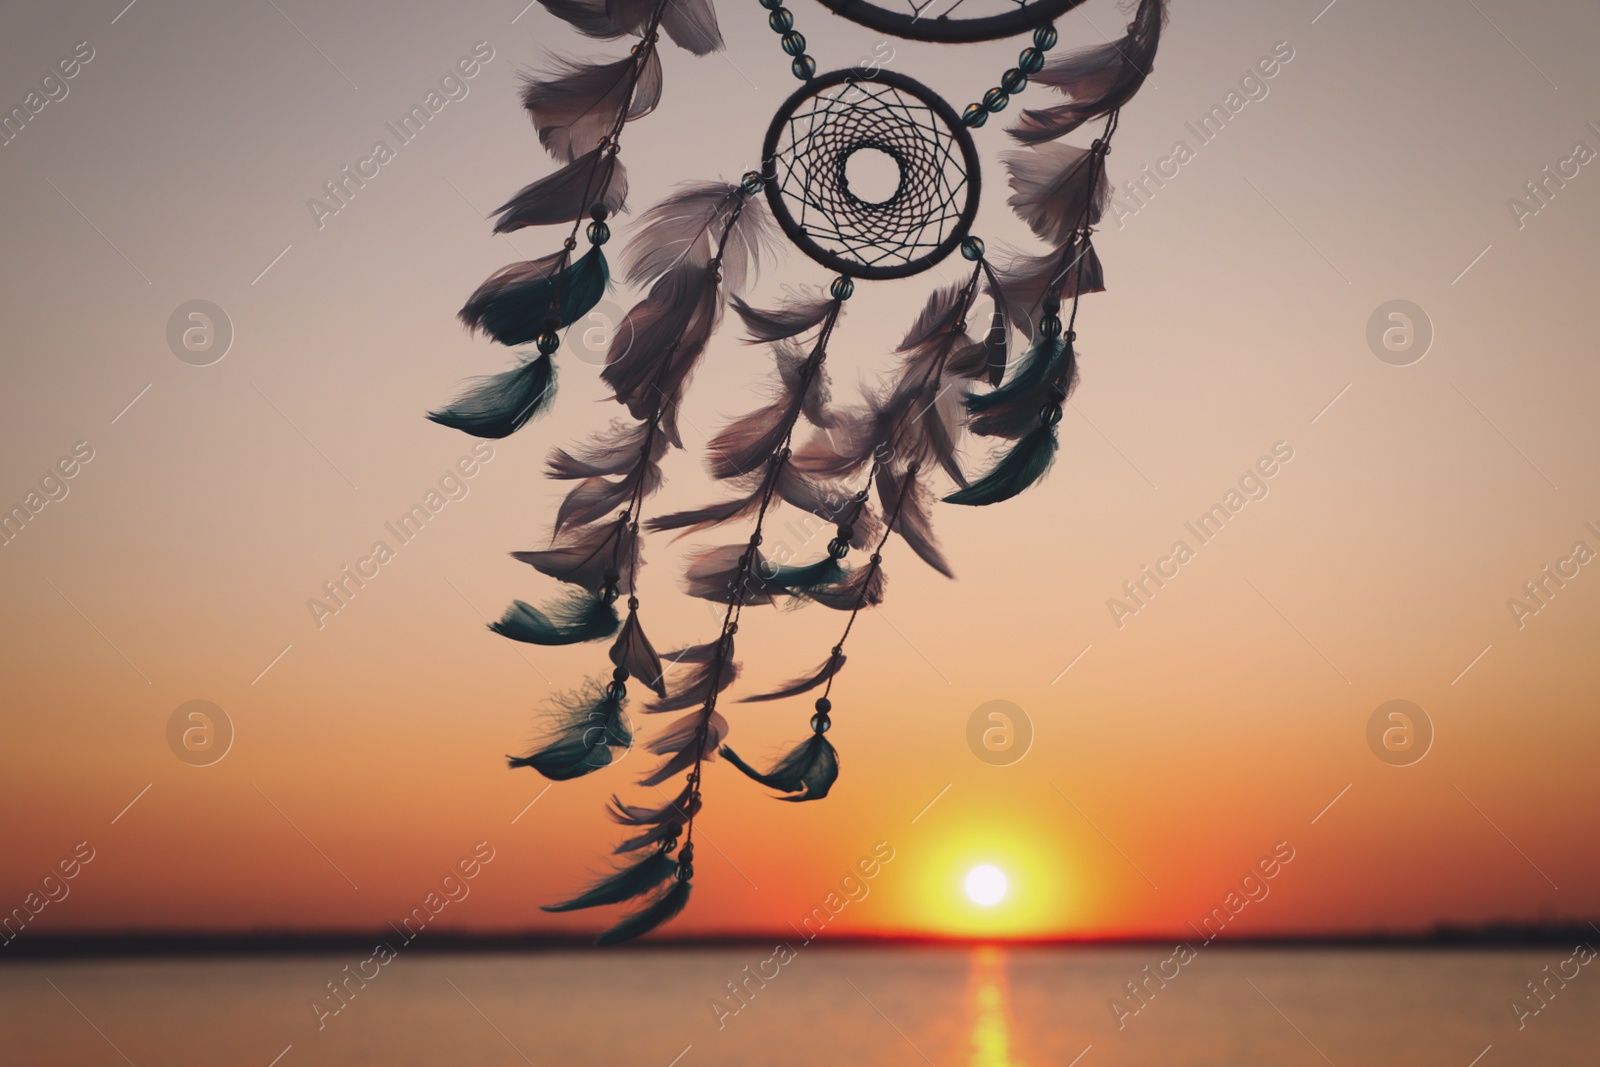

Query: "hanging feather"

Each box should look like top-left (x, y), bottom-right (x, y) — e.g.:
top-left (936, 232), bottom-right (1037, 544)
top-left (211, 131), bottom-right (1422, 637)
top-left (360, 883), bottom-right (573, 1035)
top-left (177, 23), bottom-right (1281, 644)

top-left (616, 817), bottom-right (687, 853)
top-left (638, 709), bottom-right (729, 785)
top-left (801, 562), bottom-right (886, 611)
top-left (492, 148), bottom-right (628, 233)
top-left (1001, 241), bottom-right (1105, 340)
top-left (1005, 143), bottom-right (1110, 246)
top-left (595, 877), bottom-right (691, 945)
top-left (459, 246), bottom-right (609, 345)
top-left (767, 556), bottom-right (847, 598)
top-left (601, 265), bottom-right (721, 434)
top-left (491, 589), bottom-right (620, 645)
top-left (620, 183), bottom-right (776, 294)
top-left (507, 680), bottom-right (630, 779)
top-left (611, 608), bottom-right (666, 698)
top-left (967, 336), bottom-right (1076, 441)
top-left (542, 848), bottom-right (676, 912)
top-left (646, 476), bottom-right (764, 536)
top-left (521, 52), bottom-right (663, 163)
top-left (732, 289), bottom-right (836, 343)
top-left (427, 353), bottom-right (555, 439)
top-left (609, 783), bottom-right (696, 826)
top-left (1012, 0), bottom-right (1167, 145)
top-left (538, 0), bottom-right (624, 38)
top-left (646, 637), bottom-right (740, 712)
top-left (554, 461), bottom-right (661, 532)
top-left (875, 465), bottom-right (952, 578)
top-left (604, 783), bottom-right (694, 825)
top-left (899, 279), bottom-right (970, 357)
top-left (720, 734), bottom-right (839, 801)
top-left (684, 544), bottom-right (778, 606)
top-left (547, 418), bottom-right (665, 478)
top-left (659, 0), bottom-right (724, 56)
top-left (978, 260), bottom-right (1012, 386)
top-left (512, 516), bottom-right (634, 594)
top-left (945, 421), bottom-right (1060, 506)
top-left (739, 654), bottom-right (845, 702)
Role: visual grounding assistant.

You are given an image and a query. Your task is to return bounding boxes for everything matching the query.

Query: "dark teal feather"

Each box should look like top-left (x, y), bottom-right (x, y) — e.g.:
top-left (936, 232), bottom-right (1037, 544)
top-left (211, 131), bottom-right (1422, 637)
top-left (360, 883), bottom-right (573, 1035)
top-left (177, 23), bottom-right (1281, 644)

top-left (427, 353), bottom-right (556, 439)
top-left (595, 877), bottom-right (692, 946)
top-left (491, 589), bottom-right (618, 645)
top-left (507, 681), bottom-right (631, 780)
top-left (542, 849), bottom-right (676, 913)
top-left (766, 557), bottom-right (846, 595)
top-left (944, 422), bottom-right (1058, 506)
top-left (465, 246), bottom-right (609, 346)
top-left (720, 733), bottom-right (839, 801)
top-left (965, 335), bottom-right (1063, 416)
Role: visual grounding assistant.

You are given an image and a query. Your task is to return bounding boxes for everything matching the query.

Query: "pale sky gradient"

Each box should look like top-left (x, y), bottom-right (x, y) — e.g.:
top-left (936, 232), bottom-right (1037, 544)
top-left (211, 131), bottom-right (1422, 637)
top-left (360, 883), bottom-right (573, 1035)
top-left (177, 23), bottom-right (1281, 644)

top-left (2, 0), bottom-right (1598, 942)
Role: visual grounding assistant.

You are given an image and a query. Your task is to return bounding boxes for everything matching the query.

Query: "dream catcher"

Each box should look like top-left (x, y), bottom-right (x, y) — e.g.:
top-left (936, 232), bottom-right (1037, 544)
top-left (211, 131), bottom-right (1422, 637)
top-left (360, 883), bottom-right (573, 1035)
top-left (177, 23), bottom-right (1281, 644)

top-left (429, 0), bottom-right (1167, 942)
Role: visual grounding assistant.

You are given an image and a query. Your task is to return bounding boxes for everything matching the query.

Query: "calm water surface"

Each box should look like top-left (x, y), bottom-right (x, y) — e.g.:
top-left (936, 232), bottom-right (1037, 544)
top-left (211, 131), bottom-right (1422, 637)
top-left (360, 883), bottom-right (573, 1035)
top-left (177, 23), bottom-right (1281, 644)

top-left (2, 947), bottom-right (1593, 1065)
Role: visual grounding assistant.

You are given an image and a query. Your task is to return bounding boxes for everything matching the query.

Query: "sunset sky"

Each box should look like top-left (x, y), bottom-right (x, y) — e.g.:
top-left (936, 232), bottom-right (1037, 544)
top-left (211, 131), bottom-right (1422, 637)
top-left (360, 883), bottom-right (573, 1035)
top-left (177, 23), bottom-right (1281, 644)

top-left (2, 0), bottom-right (1597, 945)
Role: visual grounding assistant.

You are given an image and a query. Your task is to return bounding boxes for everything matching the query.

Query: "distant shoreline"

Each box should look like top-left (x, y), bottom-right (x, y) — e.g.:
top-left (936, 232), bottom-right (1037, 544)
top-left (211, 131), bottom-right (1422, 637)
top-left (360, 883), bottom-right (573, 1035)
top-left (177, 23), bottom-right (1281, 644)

top-left (4, 922), bottom-right (1596, 959)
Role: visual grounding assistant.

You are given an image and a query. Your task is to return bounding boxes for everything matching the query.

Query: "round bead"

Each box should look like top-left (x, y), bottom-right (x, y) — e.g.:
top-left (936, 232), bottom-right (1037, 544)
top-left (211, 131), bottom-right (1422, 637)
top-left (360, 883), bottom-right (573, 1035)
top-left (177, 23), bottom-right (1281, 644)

top-left (1039, 314), bottom-right (1062, 339)
top-left (982, 87), bottom-right (1009, 112)
top-left (828, 538), bottom-right (849, 559)
top-left (768, 8), bottom-right (793, 31)
top-left (960, 235), bottom-right (985, 261)
top-left (606, 680), bottom-right (626, 699)
top-left (1046, 381), bottom-right (1069, 403)
top-left (815, 697), bottom-right (832, 713)
top-left (612, 666), bottom-right (629, 682)
top-left (562, 236), bottom-right (577, 250)
top-left (679, 843), bottom-right (694, 863)
top-left (1018, 47), bottom-right (1045, 74)
top-left (1041, 292), bottom-right (1061, 315)
top-left (535, 331), bottom-right (560, 355)
top-left (586, 219), bottom-right (610, 245)
top-left (791, 54), bottom-right (816, 80)
top-left (677, 862), bottom-right (694, 881)
top-left (740, 170), bottom-right (764, 193)
top-left (1041, 404), bottom-right (1063, 426)
top-left (810, 711), bottom-right (831, 733)
top-left (961, 103), bottom-right (988, 128)
top-left (1001, 68), bottom-right (1027, 94)
top-left (830, 275), bottom-right (855, 300)
top-left (1033, 23), bottom-right (1057, 49)
top-left (590, 204), bottom-right (609, 222)
top-left (781, 30), bottom-right (806, 56)
top-left (758, 0), bottom-right (783, 8)
top-left (836, 524), bottom-right (853, 541)
top-left (603, 568), bottom-right (620, 585)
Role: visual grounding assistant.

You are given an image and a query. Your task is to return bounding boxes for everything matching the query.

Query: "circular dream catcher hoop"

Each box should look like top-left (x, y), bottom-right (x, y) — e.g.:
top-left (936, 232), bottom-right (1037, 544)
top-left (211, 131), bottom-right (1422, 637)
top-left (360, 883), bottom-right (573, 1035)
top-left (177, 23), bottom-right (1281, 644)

top-left (815, 0), bottom-right (1091, 43)
top-left (762, 68), bottom-right (981, 279)
top-left (428, 0), bottom-right (1169, 944)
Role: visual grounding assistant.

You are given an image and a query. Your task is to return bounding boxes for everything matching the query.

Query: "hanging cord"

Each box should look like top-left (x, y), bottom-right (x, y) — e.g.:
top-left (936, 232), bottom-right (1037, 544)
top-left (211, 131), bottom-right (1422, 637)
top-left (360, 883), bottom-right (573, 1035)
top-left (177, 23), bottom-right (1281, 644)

top-left (675, 293), bottom-right (847, 871)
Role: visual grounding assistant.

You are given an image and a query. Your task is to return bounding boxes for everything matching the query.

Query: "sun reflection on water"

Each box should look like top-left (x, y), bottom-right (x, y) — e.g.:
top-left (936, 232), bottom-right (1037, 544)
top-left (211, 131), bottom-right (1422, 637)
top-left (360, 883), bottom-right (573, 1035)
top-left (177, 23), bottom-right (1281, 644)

top-left (967, 946), bottom-right (1022, 1067)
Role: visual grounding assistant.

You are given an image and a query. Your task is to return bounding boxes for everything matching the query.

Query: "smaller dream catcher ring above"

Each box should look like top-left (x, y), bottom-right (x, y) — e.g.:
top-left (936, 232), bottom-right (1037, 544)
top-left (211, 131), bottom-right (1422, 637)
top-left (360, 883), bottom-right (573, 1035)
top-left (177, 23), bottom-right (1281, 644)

top-left (761, 68), bottom-right (980, 280)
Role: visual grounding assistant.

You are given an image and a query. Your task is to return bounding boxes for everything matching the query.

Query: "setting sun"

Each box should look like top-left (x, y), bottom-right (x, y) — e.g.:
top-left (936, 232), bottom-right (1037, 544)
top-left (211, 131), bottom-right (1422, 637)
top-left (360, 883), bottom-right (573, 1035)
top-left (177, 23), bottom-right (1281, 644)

top-left (965, 865), bottom-right (1009, 907)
